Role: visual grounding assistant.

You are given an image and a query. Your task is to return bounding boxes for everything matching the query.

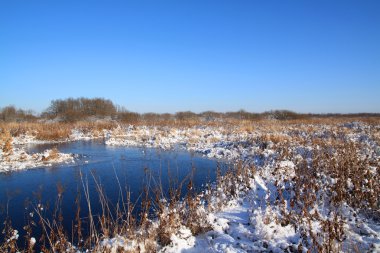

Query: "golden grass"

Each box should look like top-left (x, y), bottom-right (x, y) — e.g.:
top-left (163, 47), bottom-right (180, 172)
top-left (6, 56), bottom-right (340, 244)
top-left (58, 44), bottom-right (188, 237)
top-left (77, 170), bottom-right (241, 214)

top-left (0, 121), bottom-right (118, 141)
top-left (0, 116), bottom-right (379, 141)
top-left (42, 147), bottom-right (60, 161)
top-left (0, 129), bottom-right (13, 155)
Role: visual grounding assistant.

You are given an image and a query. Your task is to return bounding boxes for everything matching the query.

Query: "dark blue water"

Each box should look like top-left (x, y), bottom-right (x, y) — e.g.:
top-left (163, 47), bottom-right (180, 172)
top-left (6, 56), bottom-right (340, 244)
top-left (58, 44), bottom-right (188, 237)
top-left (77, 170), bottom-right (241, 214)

top-left (0, 140), bottom-right (228, 246)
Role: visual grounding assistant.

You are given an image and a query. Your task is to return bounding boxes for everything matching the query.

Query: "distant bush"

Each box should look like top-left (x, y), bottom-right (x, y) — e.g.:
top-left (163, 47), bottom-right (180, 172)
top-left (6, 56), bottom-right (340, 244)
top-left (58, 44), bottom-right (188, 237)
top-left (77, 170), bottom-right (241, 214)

top-left (175, 111), bottom-right (198, 121)
top-left (263, 110), bottom-right (306, 120)
top-left (140, 113), bottom-right (160, 122)
top-left (117, 108), bottom-right (141, 123)
top-left (44, 98), bottom-right (117, 122)
top-left (225, 110), bottom-right (261, 120)
top-left (0, 106), bottom-right (36, 122)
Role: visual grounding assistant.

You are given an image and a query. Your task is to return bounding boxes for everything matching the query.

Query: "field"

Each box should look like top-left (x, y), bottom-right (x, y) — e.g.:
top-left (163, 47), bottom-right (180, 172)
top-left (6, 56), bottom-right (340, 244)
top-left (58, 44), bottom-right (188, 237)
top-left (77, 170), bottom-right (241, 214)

top-left (0, 117), bottom-right (379, 252)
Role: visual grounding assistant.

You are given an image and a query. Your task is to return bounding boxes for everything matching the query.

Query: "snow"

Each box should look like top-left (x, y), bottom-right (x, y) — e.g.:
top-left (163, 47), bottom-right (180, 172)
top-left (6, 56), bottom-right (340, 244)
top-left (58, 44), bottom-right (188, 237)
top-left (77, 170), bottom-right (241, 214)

top-left (30, 237), bottom-right (36, 245)
top-left (160, 227), bottom-right (196, 252)
top-left (8, 230), bottom-right (19, 242)
top-left (0, 145), bottom-right (74, 173)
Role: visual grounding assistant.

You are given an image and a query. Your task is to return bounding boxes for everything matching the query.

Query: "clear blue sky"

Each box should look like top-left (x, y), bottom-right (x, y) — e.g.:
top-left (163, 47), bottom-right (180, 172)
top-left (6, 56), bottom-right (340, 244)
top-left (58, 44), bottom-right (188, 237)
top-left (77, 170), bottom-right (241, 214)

top-left (1, 0), bottom-right (379, 113)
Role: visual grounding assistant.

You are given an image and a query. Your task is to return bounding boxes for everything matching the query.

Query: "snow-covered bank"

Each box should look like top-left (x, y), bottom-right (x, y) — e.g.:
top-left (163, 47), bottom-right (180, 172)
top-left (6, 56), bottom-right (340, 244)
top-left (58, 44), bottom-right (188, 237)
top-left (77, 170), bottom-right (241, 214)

top-left (167, 164), bottom-right (380, 252)
top-left (101, 160), bottom-right (379, 253)
top-left (105, 125), bottom-right (255, 160)
top-left (0, 147), bottom-right (74, 173)
top-left (0, 133), bottom-right (78, 173)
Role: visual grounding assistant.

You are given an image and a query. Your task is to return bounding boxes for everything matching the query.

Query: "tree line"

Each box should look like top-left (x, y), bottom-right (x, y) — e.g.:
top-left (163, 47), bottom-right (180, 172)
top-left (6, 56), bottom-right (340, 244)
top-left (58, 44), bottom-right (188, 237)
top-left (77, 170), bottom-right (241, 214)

top-left (1, 97), bottom-right (379, 123)
top-left (0, 106), bottom-right (36, 122)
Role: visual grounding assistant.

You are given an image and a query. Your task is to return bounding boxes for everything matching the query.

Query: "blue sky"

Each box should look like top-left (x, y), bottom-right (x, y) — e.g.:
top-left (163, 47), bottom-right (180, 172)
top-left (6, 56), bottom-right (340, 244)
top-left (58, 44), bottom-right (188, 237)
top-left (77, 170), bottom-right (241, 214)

top-left (1, 0), bottom-right (379, 113)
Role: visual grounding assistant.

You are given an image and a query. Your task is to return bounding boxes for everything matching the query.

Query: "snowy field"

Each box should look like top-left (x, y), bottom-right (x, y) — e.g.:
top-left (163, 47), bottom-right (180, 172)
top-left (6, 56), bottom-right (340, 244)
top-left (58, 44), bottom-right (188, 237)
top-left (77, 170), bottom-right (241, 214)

top-left (0, 120), bottom-right (379, 252)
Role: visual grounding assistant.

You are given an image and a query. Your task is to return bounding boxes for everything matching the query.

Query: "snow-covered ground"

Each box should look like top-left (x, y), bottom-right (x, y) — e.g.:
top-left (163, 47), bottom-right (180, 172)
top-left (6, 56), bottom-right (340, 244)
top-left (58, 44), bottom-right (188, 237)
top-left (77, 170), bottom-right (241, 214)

top-left (160, 164), bottom-right (380, 252)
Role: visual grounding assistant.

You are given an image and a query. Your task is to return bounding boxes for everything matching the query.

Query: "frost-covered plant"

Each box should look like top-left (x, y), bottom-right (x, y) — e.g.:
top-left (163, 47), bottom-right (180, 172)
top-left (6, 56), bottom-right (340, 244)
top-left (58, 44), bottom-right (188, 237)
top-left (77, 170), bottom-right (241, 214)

top-left (0, 130), bottom-right (13, 156)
